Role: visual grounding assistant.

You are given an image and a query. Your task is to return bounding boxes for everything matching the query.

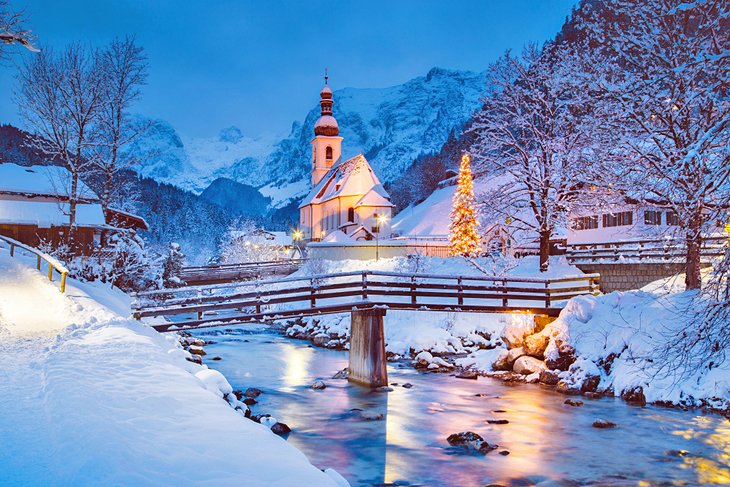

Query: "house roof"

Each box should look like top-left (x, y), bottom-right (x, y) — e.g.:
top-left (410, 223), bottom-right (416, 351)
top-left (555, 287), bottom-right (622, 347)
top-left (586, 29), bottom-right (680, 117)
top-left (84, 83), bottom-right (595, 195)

top-left (299, 154), bottom-right (392, 208)
top-left (0, 163), bottom-right (98, 201)
top-left (0, 200), bottom-right (107, 229)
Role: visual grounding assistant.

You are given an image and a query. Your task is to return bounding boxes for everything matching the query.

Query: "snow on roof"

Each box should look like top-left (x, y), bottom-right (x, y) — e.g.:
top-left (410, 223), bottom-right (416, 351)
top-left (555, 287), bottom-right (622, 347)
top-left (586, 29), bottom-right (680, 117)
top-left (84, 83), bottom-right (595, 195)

top-left (314, 115), bottom-right (339, 129)
top-left (299, 154), bottom-right (392, 208)
top-left (0, 200), bottom-right (107, 228)
top-left (322, 230), bottom-right (353, 243)
top-left (355, 188), bottom-right (394, 208)
top-left (0, 164), bottom-right (98, 200)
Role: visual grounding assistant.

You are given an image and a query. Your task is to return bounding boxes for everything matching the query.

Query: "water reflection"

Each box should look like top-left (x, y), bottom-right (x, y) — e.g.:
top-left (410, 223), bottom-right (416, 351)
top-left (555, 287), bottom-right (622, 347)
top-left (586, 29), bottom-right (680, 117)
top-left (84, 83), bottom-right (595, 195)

top-left (197, 325), bottom-right (730, 487)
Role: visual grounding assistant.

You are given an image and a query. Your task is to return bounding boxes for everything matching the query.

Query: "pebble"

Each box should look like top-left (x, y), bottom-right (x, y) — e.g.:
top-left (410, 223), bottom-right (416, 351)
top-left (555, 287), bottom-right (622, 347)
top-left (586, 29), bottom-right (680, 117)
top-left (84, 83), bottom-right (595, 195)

top-left (402, 383), bottom-right (413, 389)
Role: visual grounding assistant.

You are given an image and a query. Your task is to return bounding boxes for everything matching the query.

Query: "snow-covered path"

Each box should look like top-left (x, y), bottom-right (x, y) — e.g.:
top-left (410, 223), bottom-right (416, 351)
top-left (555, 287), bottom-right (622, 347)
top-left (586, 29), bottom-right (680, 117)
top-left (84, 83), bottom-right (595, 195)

top-left (0, 250), bottom-right (344, 486)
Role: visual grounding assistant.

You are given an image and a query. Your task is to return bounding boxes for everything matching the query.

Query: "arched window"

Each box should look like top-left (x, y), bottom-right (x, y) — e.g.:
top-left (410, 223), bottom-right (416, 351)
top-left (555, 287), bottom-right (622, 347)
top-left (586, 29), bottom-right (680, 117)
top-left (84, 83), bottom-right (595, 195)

top-left (347, 207), bottom-right (355, 222)
top-left (326, 146), bottom-right (333, 161)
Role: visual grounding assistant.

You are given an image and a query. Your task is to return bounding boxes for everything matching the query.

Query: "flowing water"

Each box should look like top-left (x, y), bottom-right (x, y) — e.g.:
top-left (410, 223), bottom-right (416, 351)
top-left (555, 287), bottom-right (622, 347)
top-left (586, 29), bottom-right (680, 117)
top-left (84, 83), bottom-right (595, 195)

top-left (194, 324), bottom-right (730, 487)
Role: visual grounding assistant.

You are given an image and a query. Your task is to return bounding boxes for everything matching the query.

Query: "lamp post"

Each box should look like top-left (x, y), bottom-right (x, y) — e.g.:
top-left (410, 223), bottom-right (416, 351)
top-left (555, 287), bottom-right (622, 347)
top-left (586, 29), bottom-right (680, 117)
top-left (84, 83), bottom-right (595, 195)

top-left (375, 213), bottom-right (388, 261)
top-left (292, 229), bottom-right (304, 259)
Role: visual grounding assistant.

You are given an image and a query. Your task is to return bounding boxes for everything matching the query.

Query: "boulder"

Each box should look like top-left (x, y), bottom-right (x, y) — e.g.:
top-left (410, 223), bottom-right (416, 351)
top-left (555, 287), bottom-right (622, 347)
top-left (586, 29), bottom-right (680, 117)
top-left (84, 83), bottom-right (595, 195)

top-left (539, 369), bottom-right (560, 385)
top-left (312, 334), bottom-right (330, 347)
top-left (545, 340), bottom-right (576, 371)
top-left (244, 387), bottom-right (263, 398)
top-left (564, 399), bottom-right (584, 407)
top-left (188, 346), bottom-right (206, 356)
top-left (311, 380), bottom-right (327, 390)
top-left (243, 397), bottom-right (257, 406)
top-left (513, 356), bottom-right (547, 375)
top-left (523, 333), bottom-right (550, 359)
top-left (581, 375), bottom-right (601, 393)
top-left (556, 380), bottom-right (581, 396)
top-left (402, 383), bottom-right (413, 389)
top-left (446, 432), bottom-right (498, 455)
top-left (186, 355), bottom-right (203, 365)
top-left (592, 419), bottom-right (617, 429)
top-left (232, 389), bottom-right (244, 401)
top-left (211, 356), bottom-right (222, 361)
top-left (486, 419), bottom-right (509, 425)
top-left (456, 369), bottom-right (479, 380)
top-left (491, 348), bottom-right (511, 371)
top-left (271, 422), bottom-right (291, 435)
top-left (621, 386), bottom-right (647, 406)
top-left (507, 347), bottom-right (526, 366)
top-left (332, 368), bottom-right (348, 379)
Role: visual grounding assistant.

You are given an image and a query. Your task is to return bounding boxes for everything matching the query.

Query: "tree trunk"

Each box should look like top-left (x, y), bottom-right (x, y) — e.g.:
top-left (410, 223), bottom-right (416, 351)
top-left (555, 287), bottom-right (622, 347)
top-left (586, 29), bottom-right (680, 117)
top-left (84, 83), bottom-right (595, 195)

top-left (685, 219), bottom-right (703, 290)
top-left (68, 170), bottom-right (79, 248)
top-left (539, 229), bottom-right (551, 273)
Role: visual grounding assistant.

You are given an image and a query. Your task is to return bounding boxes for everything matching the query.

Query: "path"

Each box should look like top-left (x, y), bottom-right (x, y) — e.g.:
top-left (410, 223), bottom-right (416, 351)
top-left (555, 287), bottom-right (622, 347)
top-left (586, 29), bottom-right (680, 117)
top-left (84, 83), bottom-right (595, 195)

top-left (0, 249), bottom-right (344, 486)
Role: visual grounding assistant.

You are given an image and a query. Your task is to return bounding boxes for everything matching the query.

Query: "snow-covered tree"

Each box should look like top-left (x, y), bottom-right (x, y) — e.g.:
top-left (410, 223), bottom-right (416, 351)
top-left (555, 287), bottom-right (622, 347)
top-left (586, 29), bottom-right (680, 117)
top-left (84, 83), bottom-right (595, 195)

top-left (90, 36), bottom-right (148, 213)
top-left (16, 44), bottom-right (105, 245)
top-left (161, 242), bottom-right (186, 288)
top-left (577, 0), bottom-right (730, 289)
top-left (0, 1), bottom-right (36, 58)
top-left (449, 153), bottom-right (481, 257)
top-left (219, 219), bottom-right (286, 263)
top-left (470, 44), bottom-right (598, 272)
top-left (107, 230), bottom-right (161, 292)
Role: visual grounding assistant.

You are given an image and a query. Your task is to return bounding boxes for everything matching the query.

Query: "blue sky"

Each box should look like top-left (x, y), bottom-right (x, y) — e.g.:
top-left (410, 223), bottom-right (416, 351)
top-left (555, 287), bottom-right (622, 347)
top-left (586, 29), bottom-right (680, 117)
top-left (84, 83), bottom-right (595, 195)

top-left (0, 1), bottom-right (576, 138)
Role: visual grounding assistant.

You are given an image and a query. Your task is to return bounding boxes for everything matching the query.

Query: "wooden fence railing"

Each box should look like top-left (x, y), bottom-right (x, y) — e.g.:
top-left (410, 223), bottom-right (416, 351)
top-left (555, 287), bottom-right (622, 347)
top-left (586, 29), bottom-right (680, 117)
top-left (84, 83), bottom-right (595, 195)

top-left (0, 235), bottom-right (70, 292)
top-left (132, 270), bottom-right (600, 332)
top-left (564, 236), bottom-right (727, 264)
top-left (179, 259), bottom-right (307, 285)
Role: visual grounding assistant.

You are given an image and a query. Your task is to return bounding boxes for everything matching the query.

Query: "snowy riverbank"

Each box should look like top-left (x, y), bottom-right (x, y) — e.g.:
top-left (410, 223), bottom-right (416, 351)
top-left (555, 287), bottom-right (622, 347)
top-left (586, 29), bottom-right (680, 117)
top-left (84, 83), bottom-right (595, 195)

top-left (284, 256), bottom-right (730, 414)
top-left (0, 248), bottom-right (346, 486)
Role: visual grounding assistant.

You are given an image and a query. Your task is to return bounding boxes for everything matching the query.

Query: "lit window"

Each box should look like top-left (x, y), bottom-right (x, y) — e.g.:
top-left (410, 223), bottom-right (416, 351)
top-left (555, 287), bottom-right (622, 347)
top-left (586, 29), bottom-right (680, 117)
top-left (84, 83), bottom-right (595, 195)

top-left (572, 215), bottom-right (598, 230)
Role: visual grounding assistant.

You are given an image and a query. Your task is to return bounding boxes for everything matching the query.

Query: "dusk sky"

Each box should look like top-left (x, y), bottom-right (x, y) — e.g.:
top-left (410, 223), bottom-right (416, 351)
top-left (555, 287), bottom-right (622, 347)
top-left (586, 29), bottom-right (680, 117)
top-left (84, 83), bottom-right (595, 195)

top-left (0, 1), bottom-right (577, 138)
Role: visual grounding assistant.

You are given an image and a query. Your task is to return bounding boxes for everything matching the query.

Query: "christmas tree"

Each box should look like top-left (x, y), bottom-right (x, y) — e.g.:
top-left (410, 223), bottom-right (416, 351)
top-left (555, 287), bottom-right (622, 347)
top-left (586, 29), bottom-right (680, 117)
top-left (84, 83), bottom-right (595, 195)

top-left (449, 153), bottom-right (481, 257)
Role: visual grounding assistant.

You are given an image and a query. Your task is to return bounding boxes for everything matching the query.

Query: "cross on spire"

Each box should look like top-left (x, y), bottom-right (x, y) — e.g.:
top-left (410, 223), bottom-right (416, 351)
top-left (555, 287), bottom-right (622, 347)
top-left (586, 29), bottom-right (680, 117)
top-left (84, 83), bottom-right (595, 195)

top-left (324, 67), bottom-right (328, 85)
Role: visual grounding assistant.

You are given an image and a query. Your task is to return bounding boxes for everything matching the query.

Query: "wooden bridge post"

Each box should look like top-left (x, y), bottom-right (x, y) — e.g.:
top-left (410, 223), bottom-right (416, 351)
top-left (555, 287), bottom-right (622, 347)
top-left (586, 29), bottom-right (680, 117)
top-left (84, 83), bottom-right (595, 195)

top-left (348, 308), bottom-right (388, 387)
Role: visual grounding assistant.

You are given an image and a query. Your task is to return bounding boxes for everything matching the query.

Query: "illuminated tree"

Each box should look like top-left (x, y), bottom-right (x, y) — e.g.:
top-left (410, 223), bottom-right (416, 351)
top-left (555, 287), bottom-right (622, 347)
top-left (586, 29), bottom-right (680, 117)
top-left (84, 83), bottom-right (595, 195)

top-left (449, 153), bottom-right (481, 257)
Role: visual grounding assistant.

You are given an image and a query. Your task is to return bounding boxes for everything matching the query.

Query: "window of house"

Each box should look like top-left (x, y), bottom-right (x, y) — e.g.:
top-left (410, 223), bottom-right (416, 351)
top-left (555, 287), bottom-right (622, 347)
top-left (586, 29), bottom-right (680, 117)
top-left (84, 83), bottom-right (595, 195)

top-left (666, 211), bottom-right (679, 226)
top-left (603, 211), bottom-right (633, 227)
top-left (347, 207), bottom-right (355, 222)
top-left (326, 146), bottom-right (333, 161)
top-left (572, 215), bottom-right (598, 230)
top-left (644, 210), bottom-right (662, 225)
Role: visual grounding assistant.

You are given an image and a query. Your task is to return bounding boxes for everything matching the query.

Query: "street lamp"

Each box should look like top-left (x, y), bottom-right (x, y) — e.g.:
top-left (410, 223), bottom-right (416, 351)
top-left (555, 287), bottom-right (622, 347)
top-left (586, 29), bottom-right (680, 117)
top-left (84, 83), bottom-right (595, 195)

top-left (374, 213), bottom-right (388, 261)
top-left (292, 229), bottom-right (304, 258)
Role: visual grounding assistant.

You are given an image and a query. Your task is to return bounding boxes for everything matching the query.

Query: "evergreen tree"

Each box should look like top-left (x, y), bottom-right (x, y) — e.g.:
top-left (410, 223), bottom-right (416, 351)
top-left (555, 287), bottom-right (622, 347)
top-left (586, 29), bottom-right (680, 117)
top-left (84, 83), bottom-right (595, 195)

top-left (449, 154), bottom-right (480, 257)
top-left (161, 242), bottom-right (186, 287)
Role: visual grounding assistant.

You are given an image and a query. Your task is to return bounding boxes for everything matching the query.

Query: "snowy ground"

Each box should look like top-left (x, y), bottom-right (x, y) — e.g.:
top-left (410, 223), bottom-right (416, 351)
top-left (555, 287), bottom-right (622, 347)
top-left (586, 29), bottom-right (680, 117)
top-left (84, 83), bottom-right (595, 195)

top-left (0, 248), bottom-right (345, 486)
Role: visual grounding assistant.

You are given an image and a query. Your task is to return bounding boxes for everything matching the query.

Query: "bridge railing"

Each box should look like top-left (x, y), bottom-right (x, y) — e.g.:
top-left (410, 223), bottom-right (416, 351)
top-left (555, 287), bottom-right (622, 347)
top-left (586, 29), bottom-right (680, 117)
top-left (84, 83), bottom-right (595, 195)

top-left (0, 234), bottom-right (70, 292)
top-left (178, 259), bottom-right (307, 284)
top-left (564, 236), bottom-right (727, 264)
top-left (131, 270), bottom-right (600, 332)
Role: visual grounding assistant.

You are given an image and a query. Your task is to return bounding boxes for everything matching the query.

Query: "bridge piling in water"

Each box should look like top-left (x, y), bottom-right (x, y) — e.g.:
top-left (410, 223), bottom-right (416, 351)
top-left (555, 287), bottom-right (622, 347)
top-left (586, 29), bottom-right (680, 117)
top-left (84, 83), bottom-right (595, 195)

top-left (348, 308), bottom-right (388, 387)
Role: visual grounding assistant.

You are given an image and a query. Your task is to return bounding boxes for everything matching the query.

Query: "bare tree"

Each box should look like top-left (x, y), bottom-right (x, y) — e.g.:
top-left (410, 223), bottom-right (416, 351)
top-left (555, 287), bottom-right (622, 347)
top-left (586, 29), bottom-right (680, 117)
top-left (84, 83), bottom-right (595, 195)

top-left (0, 0), bottom-right (37, 57)
top-left (470, 44), bottom-right (599, 272)
top-left (90, 36), bottom-right (148, 214)
top-left (578, 0), bottom-right (730, 290)
top-left (17, 43), bottom-right (105, 245)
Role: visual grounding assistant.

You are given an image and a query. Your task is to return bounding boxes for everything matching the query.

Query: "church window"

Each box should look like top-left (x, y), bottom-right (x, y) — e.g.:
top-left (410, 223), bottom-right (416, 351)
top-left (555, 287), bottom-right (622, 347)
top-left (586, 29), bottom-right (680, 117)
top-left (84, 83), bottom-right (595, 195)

top-left (326, 146), bottom-right (333, 161)
top-left (347, 207), bottom-right (355, 222)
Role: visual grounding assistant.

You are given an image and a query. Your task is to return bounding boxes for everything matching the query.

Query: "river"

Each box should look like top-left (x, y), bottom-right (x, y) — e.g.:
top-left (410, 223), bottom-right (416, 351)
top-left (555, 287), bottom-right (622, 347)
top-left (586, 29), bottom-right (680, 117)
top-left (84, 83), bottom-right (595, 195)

top-left (193, 324), bottom-right (730, 487)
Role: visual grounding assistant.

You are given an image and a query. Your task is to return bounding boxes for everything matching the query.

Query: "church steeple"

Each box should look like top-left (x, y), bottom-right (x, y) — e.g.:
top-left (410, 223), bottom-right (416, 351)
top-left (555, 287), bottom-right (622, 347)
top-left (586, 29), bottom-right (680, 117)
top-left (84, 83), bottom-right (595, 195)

top-left (311, 70), bottom-right (343, 186)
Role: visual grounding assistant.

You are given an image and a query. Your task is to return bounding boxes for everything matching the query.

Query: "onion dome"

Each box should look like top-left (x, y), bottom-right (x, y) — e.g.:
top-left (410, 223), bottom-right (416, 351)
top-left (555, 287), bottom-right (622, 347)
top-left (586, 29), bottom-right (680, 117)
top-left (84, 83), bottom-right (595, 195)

top-left (314, 72), bottom-right (339, 137)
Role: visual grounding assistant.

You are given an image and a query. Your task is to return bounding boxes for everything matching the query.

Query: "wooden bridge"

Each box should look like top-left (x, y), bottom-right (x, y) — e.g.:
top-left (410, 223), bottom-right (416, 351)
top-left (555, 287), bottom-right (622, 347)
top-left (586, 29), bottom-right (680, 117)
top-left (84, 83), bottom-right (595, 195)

top-left (178, 259), bottom-right (307, 285)
top-left (133, 270), bottom-right (599, 387)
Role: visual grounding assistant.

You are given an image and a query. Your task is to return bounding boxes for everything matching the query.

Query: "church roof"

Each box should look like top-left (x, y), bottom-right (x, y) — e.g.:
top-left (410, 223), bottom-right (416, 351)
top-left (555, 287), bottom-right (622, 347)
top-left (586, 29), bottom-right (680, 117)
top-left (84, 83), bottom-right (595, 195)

top-left (299, 154), bottom-right (392, 208)
top-left (355, 188), bottom-right (394, 208)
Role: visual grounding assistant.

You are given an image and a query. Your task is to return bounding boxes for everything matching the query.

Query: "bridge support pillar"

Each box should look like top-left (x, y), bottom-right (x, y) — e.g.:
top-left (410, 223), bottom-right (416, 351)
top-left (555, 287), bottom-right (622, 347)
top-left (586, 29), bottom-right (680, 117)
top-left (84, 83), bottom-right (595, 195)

top-left (348, 308), bottom-right (388, 388)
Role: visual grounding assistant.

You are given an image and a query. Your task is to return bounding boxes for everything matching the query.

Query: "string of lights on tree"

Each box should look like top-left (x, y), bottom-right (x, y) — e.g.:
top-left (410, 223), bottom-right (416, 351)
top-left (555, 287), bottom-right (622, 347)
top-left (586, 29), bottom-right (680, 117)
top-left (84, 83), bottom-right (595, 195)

top-left (449, 153), bottom-right (481, 257)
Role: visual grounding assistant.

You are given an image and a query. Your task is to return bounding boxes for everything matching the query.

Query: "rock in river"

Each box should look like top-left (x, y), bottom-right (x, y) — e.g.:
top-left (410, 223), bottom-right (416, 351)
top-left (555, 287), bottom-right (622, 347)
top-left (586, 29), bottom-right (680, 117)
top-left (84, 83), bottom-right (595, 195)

top-left (593, 419), bottom-right (617, 429)
top-left (311, 380), bottom-right (327, 390)
top-left (446, 432), bottom-right (498, 455)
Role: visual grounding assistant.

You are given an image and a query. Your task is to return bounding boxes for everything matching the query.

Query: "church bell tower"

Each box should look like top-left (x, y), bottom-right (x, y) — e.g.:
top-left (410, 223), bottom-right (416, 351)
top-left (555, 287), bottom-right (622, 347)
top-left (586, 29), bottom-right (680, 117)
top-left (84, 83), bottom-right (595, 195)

top-left (311, 70), bottom-right (343, 186)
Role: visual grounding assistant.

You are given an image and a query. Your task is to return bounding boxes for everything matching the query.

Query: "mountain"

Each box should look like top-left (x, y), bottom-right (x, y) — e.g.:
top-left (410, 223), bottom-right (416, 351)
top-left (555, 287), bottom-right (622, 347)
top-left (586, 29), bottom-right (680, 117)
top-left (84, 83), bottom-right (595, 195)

top-left (127, 67), bottom-right (486, 212)
top-left (200, 178), bottom-right (271, 218)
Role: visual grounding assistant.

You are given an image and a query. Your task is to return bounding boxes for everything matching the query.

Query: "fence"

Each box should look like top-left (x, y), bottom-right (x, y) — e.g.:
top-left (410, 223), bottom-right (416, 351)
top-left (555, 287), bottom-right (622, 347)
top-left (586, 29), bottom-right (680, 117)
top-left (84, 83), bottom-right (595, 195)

top-left (132, 270), bottom-right (600, 332)
top-left (0, 234), bottom-right (70, 292)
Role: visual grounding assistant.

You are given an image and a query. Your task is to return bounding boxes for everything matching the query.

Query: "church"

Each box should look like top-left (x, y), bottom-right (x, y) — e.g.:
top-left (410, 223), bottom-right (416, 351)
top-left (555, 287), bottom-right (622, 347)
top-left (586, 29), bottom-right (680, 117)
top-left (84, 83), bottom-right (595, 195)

top-left (298, 77), bottom-right (394, 242)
